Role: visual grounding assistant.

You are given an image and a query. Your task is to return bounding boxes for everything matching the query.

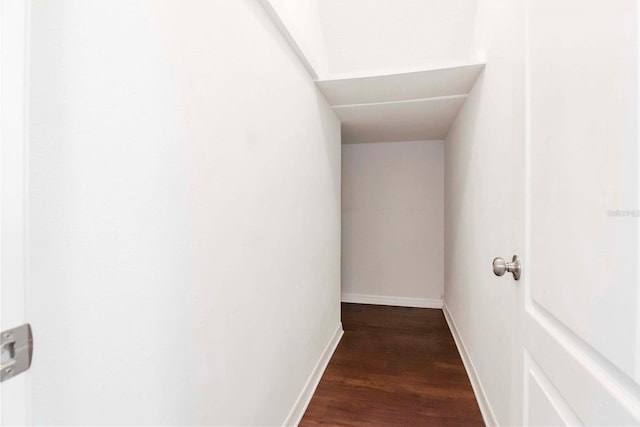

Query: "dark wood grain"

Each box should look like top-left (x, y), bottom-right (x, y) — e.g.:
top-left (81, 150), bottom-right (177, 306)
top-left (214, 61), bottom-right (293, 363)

top-left (300, 303), bottom-right (484, 427)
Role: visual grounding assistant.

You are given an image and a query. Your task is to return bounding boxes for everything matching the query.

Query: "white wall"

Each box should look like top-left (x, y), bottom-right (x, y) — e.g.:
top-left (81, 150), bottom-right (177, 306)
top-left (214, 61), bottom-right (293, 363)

top-left (27, 1), bottom-right (340, 425)
top-left (262, 0), bottom-right (328, 77)
top-left (444, 0), bottom-right (526, 425)
top-left (318, 0), bottom-right (479, 78)
top-left (342, 140), bottom-right (444, 306)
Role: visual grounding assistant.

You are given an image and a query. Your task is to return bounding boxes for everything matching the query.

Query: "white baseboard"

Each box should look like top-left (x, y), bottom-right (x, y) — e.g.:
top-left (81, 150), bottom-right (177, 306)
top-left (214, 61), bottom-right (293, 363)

top-left (443, 303), bottom-right (497, 427)
top-left (283, 323), bottom-right (344, 427)
top-left (341, 292), bottom-right (443, 309)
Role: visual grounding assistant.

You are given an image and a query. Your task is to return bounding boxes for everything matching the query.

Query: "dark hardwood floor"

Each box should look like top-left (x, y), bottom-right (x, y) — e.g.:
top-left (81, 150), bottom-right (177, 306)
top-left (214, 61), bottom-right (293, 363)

top-left (300, 303), bottom-right (484, 426)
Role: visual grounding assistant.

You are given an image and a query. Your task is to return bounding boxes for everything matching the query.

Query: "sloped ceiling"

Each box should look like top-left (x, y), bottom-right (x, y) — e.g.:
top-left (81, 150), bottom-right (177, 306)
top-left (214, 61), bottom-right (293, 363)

top-left (317, 0), bottom-right (479, 78)
top-left (316, 64), bottom-right (484, 144)
top-left (259, 0), bottom-right (483, 143)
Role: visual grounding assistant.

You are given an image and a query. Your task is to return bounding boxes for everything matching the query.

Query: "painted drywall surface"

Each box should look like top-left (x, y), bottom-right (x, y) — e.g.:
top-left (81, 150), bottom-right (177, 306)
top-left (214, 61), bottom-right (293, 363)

top-left (342, 140), bottom-right (444, 302)
top-left (318, 0), bottom-right (479, 78)
top-left (27, 1), bottom-right (340, 425)
top-left (444, 0), bottom-right (526, 425)
top-left (265, 0), bottom-right (328, 77)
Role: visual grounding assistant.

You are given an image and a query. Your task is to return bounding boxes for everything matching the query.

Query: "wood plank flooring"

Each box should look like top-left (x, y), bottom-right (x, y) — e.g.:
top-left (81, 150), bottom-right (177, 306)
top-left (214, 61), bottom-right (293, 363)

top-left (300, 303), bottom-right (484, 426)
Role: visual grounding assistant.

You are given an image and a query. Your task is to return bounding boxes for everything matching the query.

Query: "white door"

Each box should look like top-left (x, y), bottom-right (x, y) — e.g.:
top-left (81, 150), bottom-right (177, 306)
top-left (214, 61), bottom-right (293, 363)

top-left (0, 0), bottom-right (30, 425)
top-left (523, 0), bottom-right (640, 424)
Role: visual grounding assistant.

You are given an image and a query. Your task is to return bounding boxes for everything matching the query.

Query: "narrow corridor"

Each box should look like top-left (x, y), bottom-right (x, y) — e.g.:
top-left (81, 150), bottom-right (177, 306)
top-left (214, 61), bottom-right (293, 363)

top-left (301, 303), bottom-right (484, 426)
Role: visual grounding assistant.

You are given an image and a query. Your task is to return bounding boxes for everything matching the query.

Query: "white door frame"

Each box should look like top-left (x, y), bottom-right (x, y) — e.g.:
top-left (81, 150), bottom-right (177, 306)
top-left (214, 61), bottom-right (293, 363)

top-left (1, 0), bottom-right (30, 425)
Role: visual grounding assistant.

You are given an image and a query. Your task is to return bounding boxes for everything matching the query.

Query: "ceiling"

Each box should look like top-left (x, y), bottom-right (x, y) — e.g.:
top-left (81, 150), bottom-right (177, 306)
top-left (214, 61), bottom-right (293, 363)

top-left (315, 64), bottom-right (485, 144)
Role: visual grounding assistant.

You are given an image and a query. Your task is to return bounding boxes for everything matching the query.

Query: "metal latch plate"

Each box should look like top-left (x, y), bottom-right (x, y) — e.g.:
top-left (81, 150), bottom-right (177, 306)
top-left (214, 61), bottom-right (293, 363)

top-left (1, 324), bottom-right (33, 382)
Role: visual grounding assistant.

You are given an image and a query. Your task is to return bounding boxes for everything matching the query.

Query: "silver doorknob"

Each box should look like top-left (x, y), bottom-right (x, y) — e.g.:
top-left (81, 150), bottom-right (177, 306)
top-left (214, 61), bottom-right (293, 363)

top-left (493, 255), bottom-right (521, 280)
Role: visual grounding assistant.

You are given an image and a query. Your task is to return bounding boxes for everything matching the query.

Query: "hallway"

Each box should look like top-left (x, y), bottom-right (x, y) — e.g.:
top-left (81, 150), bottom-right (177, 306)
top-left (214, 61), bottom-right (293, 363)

top-left (2, 1), bottom-right (639, 425)
top-left (301, 304), bottom-right (483, 426)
